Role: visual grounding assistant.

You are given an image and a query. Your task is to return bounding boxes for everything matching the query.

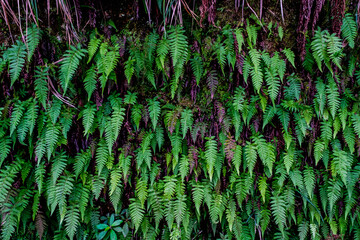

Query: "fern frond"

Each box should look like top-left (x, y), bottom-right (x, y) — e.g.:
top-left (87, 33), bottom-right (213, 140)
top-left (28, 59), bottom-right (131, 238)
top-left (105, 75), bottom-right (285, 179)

top-left (148, 97), bottom-right (161, 131)
top-left (10, 100), bottom-right (25, 136)
top-left (129, 198), bottom-right (145, 232)
top-left (351, 114), bottom-right (360, 137)
top-left (82, 103), bottom-right (96, 136)
top-left (180, 108), bottom-right (193, 139)
top-left (65, 205), bottom-right (80, 240)
top-left (207, 70), bottom-right (218, 100)
top-left (96, 138), bottom-right (110, 175)
top-left (174, 194), bottom-right (187, 227)
top-left (8, 40), bottom-right (27, 86)
top-left (270, 193), bottom-right (287, 233)
top-left (168, 26), bottom-right (188, 68)
top-left (87, 36), bottom-right (101, 63)
top-left (282, 48), bottom-right (295, 68)
top-left (124, 56), bottom-right (135, 84)
top-left (341, 13), bottom-right (357, 48)
top-left (192, 182), bottom-right (204, 215)
top-left (232, 86), bottom-right (246, 111)
top-left (34, 66), bottom-right (49, 108)
top-left (74, 147), bottom-right (91, 178)
top-left (244, 142), bottom-right (257, 176)
top-left (205, 136), bottom-right (218, 181)
top-left (190, 53), bottom-right (204, 86)
top-left (51, 151), bottom-right (67, 184)
top-left (59, 44), bottom-right (87, 94)
top-left (26, 24), bottom-right (41, 62)
top-left (83, 65), bottom-right (97, 101)
top-left (326, 76), bottom-right (340, 119)
top-left (304, 165), bottom-right (315, 199)
top-left (265, 68), bottom-right (280, 105)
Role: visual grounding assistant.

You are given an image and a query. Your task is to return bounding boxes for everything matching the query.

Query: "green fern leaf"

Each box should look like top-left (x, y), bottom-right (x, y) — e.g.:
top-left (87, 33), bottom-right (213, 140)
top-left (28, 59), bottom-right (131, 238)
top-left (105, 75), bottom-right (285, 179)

top-left (74, 147), bottom-right (92, 178)
top-left (304, 165), bottom-right (315, 199)
top-left (82, 103), bottom-right (96, 136)
top-left (181, 108), bottom-right (193, 139)
top-left (129, 198), bottom-right (145, 232)
top-left (258, 176), bottom-right (267, 203)
top-left (148, 97), bottom-right (161, 131)
top-left (65, 205), bottom-right (80, 240)
top-left (124, 56), bottom-right (135, 84)
top-left (326, 76), bottom-right (340, 119)
top-left (10, 101), bottom-right (25, 136)
top-left (282, 48), bottom-right (295, 68)
top-left (51, 151), bottom-right (67, 184)
top-left (96, 138), bottom-right (110, 175)
top-left (60, 44), bottom-right (87, 94)
top-left (87, 36), bottom-right (101, 63)
top-left (8, 40), bottom-right (27, 86)
top-left (270, 194), bottom-right (287, 233)
top-left (351, 114), bottom-right (360, 137)
top-left (136, 178), bottom-right (148, 208)
top-left (205, 136), bottom-right (218, 181)
top-left (341, 13), bottom-right (357, 48)
top-left (83, 65), bottom-right (97, 101)
top-left (168, 26), bottom-right (188, 68)
top-left (190, 53), bottom-right (204, 86)
top-left (26, 24), bottom-right (41, 62)
top-left (34, 66), bottom-right (49, 108)
top-left (244, 142), bottom-right (257, 176)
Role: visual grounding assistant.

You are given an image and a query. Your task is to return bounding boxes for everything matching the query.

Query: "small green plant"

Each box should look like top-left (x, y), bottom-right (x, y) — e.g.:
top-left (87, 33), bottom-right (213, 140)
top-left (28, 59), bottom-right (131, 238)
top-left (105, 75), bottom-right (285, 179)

top-left (96, 212), bottom-right (130, 240)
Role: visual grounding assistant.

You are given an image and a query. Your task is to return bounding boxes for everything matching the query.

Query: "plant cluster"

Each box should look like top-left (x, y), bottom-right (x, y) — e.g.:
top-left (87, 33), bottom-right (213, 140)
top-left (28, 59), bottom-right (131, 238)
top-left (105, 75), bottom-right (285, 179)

top-left (0, 12), bottom-right (360, 240)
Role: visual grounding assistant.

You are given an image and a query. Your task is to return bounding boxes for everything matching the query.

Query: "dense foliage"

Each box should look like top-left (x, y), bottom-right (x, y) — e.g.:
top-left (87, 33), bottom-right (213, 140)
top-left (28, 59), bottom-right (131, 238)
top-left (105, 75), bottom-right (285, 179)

top-left (0, 5), bottom-right (360, 240)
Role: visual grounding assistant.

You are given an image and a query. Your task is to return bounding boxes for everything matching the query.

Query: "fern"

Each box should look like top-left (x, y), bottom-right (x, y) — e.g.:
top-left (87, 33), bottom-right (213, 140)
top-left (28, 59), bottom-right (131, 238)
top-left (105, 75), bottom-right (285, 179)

top-left (341, 13), bottom-right (357, 48)
top-left (96, 138), bottom-right (110, 175)
top-left (51, 151), bottom-right (67, 184)
top-left (87, 36), bottom-right (101, 63)
top-left (81, 103), bottom-right (96, 136)
top-left (270, 193), bottom-right (287, 233)
top-left (249, 49), bottom-right (263, 93)
top-left (180, 108), bottom-right (193, 139)
top-left (34, 66), bottom-right (49, 108)
top-left (258, 176), bottom-right (267, 203)
top-left (192, 182), bottom-right (204, 215)
top-left (8, 40), bottom-right (27, 86)
top-left (168, 26), bottom-right (188, 69)
top-left (83, 65), bottom-right (97, 101)
top-left (148, 97), bottom-right (161, 131)
top-left (331, 149), bottom-right (353, 185)
top-left (351, 114), bottom-right (360, 137)
top-left (190, 53), bottom-right (204, 86)
top-left (205, 136), bottom-right (218, 181)
top-left (207, 70), bottom-right (218, 99)
top-left (326, 76), bottom-right (340, 119)
top-left (129, 198), bottom-right (145, 232)
top-left (282, 48), bottom-right (295, 68)
top-left (59, 44), bottom-right (87, 94)
top-left (65, 205), bottom-right (80, 240)
top-left (26, 24), bottom-right (41, 62)
top-left (265, 68), bottom-right (280, 105)
top-left (10, 101), bottom-right (25, 136)
top-left (124, 56), bottom-right (135, 84)
top-left (232, 86), bottom-right (246, 111)
top-left (304, 165), bottom-right (315, 199)
top-left (244, 142), bottom-right (257, 176)
top-left (74, 147), bottom-right (92, 178)
top-left (0, 135), bottom-right (11, 167)
top-left (174, 194), bottom-right (187, 227)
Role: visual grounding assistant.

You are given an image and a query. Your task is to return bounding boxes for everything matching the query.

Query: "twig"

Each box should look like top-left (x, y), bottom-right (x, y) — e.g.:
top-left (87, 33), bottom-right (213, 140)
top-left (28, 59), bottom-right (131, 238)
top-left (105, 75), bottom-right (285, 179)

top-left (246, 1), bottom-right (265, 30)
top-left (47, 76), bottom-right (79, 110)
top-left (280, 0), bottom-right (284, 23)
